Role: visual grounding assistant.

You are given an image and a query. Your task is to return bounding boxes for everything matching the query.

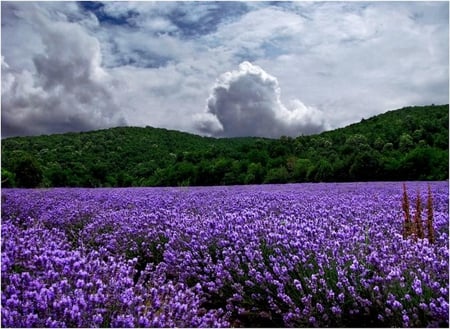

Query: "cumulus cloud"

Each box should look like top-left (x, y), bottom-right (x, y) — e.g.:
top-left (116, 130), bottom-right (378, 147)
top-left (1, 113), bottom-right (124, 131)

top-left (249, 2), bottom-right (449, 128)
top-left (1, 2), bottom-right (447, 138)
top-left (196, 61), bottom-right (328, 138)
top-left (1, 3), bottom-right (126, 137)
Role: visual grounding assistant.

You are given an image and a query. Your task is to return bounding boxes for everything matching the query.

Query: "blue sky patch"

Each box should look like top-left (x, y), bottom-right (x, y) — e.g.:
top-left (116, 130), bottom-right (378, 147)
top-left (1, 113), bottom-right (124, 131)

top-left (78, 1), bottom-right (138, 27)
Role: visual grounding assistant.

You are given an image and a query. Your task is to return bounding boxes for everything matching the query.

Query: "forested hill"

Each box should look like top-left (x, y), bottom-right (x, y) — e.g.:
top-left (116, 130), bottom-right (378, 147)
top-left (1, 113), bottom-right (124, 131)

top-left (1, 104), bottom-right (448, 188)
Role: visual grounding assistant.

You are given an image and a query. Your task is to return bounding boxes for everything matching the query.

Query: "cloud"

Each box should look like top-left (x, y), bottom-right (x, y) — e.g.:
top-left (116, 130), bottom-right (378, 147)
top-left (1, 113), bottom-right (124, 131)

top-left (252, 2), bottom-right (449, 128)
top-left (202, 5), bottom-right (304, 63)
top-left (195, 61), bottom-right (328, 138)
top-left (1, 3), bottom-right (126, 137)
top-left (1, 2), bottom-right (448, 138)
top-left (85, 1), bottom-right (249, 69)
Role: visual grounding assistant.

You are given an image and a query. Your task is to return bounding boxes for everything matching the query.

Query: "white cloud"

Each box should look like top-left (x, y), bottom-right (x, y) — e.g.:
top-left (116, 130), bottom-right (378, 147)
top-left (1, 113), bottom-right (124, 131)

top-left (1, 1), bottom-right (448, 138)
top-left (202, 6), bottom-right (304, 61)
top-left (1, 2), bottom-right (125, 137)
top-left (196, 61), bottom-right (328, 138)
top-left (252, 2), bottom-right (449, 127)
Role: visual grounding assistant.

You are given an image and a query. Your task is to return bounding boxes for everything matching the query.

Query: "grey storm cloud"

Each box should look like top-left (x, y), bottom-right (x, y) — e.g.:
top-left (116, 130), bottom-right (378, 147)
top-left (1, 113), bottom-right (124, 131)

top-left (196, 61), bottom-right (328, 138)
top-left (1, 3), bottom-right (126, 137)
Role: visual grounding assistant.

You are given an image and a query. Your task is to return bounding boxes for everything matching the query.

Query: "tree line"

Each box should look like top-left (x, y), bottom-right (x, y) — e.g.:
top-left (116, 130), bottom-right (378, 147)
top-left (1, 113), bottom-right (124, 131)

top-left (1, 104), bottom-right (448, 188)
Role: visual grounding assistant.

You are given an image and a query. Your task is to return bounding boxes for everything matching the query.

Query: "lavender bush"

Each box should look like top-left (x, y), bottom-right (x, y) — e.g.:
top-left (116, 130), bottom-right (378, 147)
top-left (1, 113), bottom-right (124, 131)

top-left (1, 182), bottom-right (448, 327)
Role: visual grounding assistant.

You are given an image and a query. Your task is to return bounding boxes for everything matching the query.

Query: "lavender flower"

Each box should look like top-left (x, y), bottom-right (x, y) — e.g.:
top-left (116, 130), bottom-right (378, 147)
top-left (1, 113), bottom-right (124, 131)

top-left (1, 182), bottom-right (448, 327)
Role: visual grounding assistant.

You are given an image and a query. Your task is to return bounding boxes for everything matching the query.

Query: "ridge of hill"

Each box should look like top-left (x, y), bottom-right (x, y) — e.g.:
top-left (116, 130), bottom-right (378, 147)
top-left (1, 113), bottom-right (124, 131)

top-left (1, 104), bottom-right (448, 187)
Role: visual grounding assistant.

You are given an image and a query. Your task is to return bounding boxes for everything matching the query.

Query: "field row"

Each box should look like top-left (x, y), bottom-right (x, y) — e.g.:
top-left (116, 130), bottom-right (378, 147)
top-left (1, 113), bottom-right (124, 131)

top-left (1, 182), bottom-right (449, 327)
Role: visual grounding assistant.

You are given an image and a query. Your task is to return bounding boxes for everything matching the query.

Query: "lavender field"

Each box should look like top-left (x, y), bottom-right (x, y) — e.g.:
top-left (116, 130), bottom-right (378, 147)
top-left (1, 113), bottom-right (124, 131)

top-left (1, 182), bottom-right (449, 327)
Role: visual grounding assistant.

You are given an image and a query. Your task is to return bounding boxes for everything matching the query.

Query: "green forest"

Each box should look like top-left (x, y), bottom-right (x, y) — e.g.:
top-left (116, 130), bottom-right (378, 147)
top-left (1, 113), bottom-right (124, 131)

top-left (1, 104), bottom-right (448, 188)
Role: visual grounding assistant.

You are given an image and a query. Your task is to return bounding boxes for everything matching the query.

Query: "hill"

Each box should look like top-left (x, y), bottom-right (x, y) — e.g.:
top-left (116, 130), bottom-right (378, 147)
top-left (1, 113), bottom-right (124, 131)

top-left (1, 104), bottom-right (448, 187)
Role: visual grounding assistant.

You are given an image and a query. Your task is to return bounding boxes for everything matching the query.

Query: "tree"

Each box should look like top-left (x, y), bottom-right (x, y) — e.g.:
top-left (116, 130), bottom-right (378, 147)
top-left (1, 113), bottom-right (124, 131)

top-left (399, 147), bottom-right (448, 180)
top-left (264, 167), bottom-right (288, 184)
top-left (245, 162), bottom-right (265, 184)
top-left (345, 134), bottom-right (369, 150)
top-left (47, 164), bottom-right (69, 187)
top-left (291, 158), bottom-right (313, 182)
top-left (115, 172), bottom-right (133, 187)
top-left (223, 160), bottom-right (247, 185)
top-left (382, 142), bottom-right (394, 153)
top-left (349, 151), bottom-right (382, 181)
top-left (248, 149), bottom-right (269, 166)
top-left (89, 163), bottom-right (108, 187)
top-left (1, 168), bottom-right (15, 187)
top-left (399, 133), bottom-right (414, 152)
top-left (0, 104), bottom-right (447, 187)
top-left (13, 155), bottom-right (43, 188)
top-left (373, 137), bottom-right (385, 151)
top-left (311, 159), bottom-right (334, 182)
top-left (172, 162), bottom-right (197, 186)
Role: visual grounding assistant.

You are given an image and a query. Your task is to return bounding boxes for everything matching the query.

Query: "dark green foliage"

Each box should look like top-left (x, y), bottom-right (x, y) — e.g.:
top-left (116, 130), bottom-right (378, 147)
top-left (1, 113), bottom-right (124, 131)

top-left (349, 151), bottom-right (382, 181)
top-left (46, 163), bottom-right (69, 187)
top-left (264, 166), bottom-right (289, 184)
top-left (1, 168), bottom-right (15, 187)
top-left (11, 154), bottom-right (43, 188)
top-left (311, 159), bottom-right (334, 182)
top-left (1, 104), bottom-right (448, 187)
top-left (399, 146), bottom-right (448, 181)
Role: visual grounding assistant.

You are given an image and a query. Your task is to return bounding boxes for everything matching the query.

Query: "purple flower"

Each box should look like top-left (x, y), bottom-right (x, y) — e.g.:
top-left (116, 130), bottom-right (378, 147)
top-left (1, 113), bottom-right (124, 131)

top-left (93, 314), bottom-right (103, 326)
top-left (326, 290), bottom-right (335, 299)
top-left (316, 302), bottom-right (324, 313)
top-left (402, 314), bottom-right (410, 326)
top-left (309, 316), bottom-right (317, 326)
top-left (331, 306), bottom-right (342, 316)
top-left (413, 277), bottom-right (423, 295)
top-left (1, 182), bottom-right (448, 328)
top-left (293, 279), bottom-right (302, 291)
top-left (392, 300), bottom-right (403, 311)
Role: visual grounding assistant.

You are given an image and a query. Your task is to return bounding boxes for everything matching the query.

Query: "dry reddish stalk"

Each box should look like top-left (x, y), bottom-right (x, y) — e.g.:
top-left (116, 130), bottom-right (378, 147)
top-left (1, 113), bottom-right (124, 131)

top-left (402, 183), bottom-right (411, 238)
top-left (401, 184), bottom-right (435, 244)
top-left (426, 184), bottom-right (435, 244)
top-left (414, 190), bottom-right (424, 240)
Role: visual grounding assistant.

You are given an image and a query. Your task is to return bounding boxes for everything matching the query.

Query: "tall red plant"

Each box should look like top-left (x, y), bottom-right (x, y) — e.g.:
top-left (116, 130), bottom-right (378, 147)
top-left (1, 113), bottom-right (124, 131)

top-left (413, 189), bottom-right (424, 240)
top-left (401, 183), bottom-right (435, 244)
top-left (402, 183), bottom-right (411, 238)
top-left (426, 184), bottom-right (435, 244)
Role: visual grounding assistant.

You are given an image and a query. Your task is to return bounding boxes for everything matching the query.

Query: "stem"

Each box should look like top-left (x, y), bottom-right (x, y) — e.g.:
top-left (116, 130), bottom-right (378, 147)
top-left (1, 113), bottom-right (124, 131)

top-left (402, 183), bottom-right (411, 238)
top-left (414, 189), bottom-right (424, 240)
top-left (426, 184), bottom-right (434, 244)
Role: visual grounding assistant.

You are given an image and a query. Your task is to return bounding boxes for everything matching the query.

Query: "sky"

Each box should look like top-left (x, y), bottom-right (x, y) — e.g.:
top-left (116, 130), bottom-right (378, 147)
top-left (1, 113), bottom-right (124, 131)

top-left (1, 1), bottom-right (448, 138)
